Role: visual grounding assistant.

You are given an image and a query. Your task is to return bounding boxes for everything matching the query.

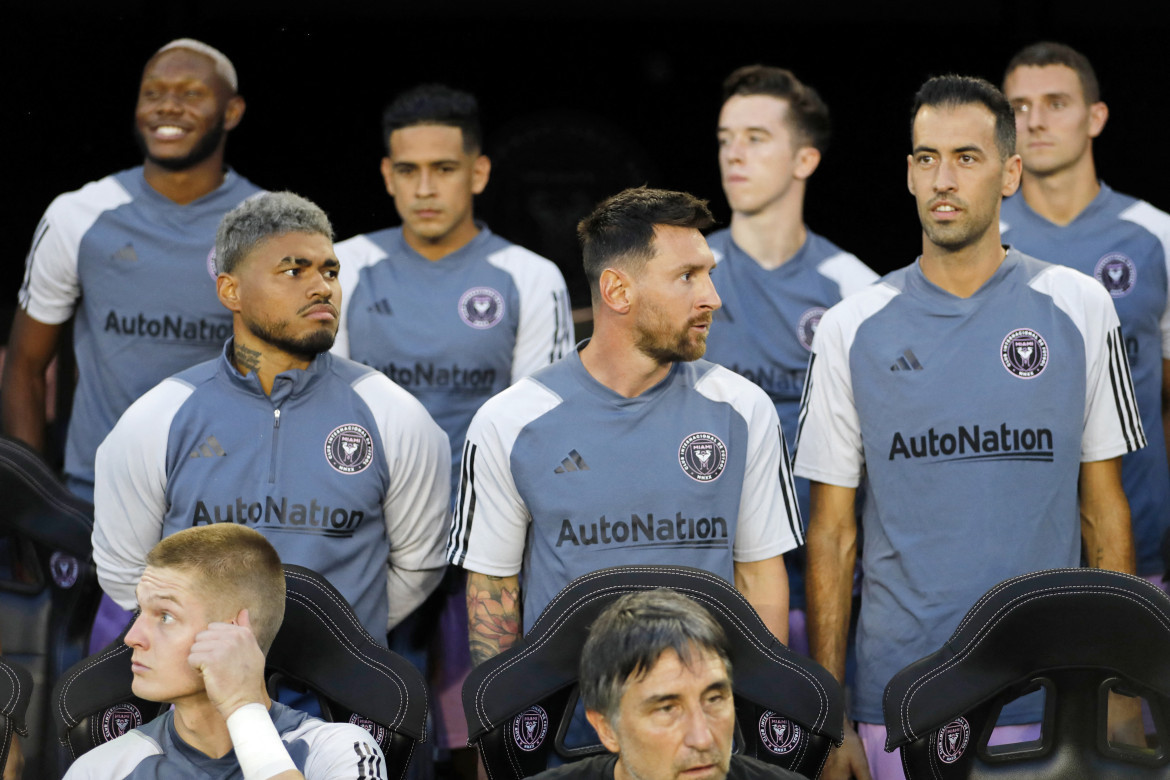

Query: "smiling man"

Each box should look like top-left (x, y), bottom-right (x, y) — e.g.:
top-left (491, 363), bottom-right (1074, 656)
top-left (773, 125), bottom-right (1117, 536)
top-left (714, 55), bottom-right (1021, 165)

top-left (702, 66), bottom-right (877, 654)
top-left (448, 187), bottom-right (802, 667)
top-left (1000, 42), bottom-right (1170, 592)
top-left (795, 75), bottom-right (1142, 780)
top-left (530, 589), bottom-right (803, 780)
top-left (91, 192), bottom-right (450, 645)
top-left (3, 39), bottom-right (261, 501)
top-left (65, 524), bottom-right (387, 779)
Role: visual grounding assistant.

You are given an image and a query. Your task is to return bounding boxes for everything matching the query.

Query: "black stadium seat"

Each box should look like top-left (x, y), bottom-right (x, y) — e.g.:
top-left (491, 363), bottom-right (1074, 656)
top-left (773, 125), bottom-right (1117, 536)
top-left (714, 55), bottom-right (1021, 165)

top-left (0, 656), bottom-right (34, 776)
top-left (883, 567), bottom-right (1170, 778)
top-left (0, 434), bottom-right (101, 779)
top-left (463, 565), bottom-right (844, 780)
top-left (53, 564), bottom-right (428, 780)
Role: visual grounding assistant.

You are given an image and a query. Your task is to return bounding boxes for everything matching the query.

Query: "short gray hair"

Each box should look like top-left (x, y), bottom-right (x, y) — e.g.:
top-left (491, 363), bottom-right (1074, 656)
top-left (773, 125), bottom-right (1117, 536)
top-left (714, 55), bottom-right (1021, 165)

top-left (580, 589), bottom-right (732, 723)
top-left (155, 38), bottom-right (239, 92)
top-left (214, 192), bottom-right (334, 274)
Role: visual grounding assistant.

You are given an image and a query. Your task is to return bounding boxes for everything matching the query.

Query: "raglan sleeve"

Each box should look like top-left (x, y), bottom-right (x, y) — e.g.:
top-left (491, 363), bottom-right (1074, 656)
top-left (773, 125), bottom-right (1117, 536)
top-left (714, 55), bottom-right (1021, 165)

top-left (358, 375), bottom-right (451, 630)
top-left (792, 304), bottom-right (866, 487)
top-left (301, 722), bottom-right (389, 779)
top-left (445, 390), bottom-right (535, 576)
top-left (729, 380), bottom-right (804, 561)
top-left (19, 199), bottom-right (83, 324)
top-left (331, 236), bottom-right (381, 360)
top-left (1077, 277), bottom-right (1147, 460)
top-left (92, 380), bottom-right (189, 610)
top-left (507, 251), bottom-right (574, 382)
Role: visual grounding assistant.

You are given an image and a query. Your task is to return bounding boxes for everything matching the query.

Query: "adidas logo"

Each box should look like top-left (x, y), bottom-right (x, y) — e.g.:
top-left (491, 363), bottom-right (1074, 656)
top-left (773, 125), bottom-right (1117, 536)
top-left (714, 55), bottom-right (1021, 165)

top-left (889, 349), bottom-right (924, 371)
top-left (188, 435), bottom-right (227, 459)
top-left (553, 449), bottom-right (590, 474)
top-left (368, 298), bottom-right (392, 316)
top-left (112, 243), bottom-right (138, 263)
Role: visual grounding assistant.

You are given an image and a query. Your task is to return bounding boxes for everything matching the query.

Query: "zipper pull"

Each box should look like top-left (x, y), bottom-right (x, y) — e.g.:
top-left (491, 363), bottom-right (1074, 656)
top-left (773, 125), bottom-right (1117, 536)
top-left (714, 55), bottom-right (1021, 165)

top-left (274, 408), bottom-right (281, 428)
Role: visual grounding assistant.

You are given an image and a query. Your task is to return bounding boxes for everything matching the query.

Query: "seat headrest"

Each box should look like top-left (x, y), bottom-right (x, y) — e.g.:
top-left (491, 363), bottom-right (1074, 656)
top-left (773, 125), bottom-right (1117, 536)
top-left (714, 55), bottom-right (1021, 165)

top-left (884, 567), bottom-right (1170, 749)
top-left (464, 565), bottom-right (843, 745)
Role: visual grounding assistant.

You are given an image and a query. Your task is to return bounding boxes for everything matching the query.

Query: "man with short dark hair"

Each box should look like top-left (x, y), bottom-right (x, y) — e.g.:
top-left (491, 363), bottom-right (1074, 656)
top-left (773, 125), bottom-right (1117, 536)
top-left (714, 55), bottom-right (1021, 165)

top-left (448, 186), bottom-right (802, 666)
top-left (531, 589), bottom-right (803, 780)
top-left (796, 75), bottom-right (1142, 780)
top-left (3, 38), bottom-right (261, 500)
top-left (1001, 42), bottom-right (1170, 590)
top-left (92, 191), bottom-right (451, 644)
top-left (703, 65), bottom-right (877, 653)
top-left (64, 524), bottom-right (387, 779)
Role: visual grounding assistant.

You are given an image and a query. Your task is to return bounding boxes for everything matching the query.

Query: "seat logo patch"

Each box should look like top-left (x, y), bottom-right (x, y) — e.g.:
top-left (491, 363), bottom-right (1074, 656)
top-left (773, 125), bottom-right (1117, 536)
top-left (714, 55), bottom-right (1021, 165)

top-left (512, 705), bottom-right (549, 751)
top-left (759, 711), bottom-right (802, 755)
top-left (102, 703), bottom-right (144, 741)
top-left (937, 717), bottom-right (970, 764)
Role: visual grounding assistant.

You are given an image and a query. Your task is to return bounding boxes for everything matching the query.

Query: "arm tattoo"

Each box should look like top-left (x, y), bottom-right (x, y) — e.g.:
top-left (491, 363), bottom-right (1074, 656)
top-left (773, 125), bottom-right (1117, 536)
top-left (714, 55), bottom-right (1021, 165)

top-left (467, 573), bottom-right (521, 667)
top-left (233, 342), bottom-right (262, 373)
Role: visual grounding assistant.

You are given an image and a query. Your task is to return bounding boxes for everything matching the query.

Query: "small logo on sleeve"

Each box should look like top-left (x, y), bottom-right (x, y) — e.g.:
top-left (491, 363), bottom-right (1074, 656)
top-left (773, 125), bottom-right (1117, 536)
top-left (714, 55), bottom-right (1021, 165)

top-left (1094, 252), bottom-right (1136, 297)
top-left (511, 705), bottom-right (549, 751)
top-left (1000, 328), bottom-right (1048, 379)
top-left (459, 287), bottom-right (505, 329)
top-left (936, 717), bottom-right (970, 764)
top-left (678, 432), bottom-right (728, 482)
top-left (797, 307), bottom-right (827, 351)
top-left (325, 424), bottom-right (375, 474)
top-left (759, 711), bottom-right (802, 755)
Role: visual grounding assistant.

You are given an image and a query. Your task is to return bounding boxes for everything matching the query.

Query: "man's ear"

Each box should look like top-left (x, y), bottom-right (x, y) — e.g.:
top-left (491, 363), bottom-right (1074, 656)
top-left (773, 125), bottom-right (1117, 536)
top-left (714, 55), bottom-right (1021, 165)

top-left (586, 709), bottom-right (620, 754)
top-left (217, 272), bottom-right (242, 313)
top-left (223, 95), bottom-right (246, 132)
top-left (793, 146), bottom-right (821, 180)
top-left (380, 157), bottom-right (395, 197)
top-left (472, 154), bottom-right (491, 195)
top-left (599, 268), bottom-right (632, 315)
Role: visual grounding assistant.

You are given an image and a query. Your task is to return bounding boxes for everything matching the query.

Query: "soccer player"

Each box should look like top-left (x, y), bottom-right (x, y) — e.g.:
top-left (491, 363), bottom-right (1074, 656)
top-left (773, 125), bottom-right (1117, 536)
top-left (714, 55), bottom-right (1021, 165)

top-left (530, 589), bottom-right (804, 780)
top-left (64, 524), bottom-right (387, 779)
top-left (333, 83), bottom-right (574, 493)
top-left (3, 38), bottom-right (261, 501)
top-left (93, 192), bottom-right (450, 644)
top-left (795, 75), bottom-right (1142, 780)
top-left (1001, 42), bottom-right (1170, 589)
top-left (448, 186), bottom-right (802, 666)
top-left (704, 65), bottom-right (877, 652)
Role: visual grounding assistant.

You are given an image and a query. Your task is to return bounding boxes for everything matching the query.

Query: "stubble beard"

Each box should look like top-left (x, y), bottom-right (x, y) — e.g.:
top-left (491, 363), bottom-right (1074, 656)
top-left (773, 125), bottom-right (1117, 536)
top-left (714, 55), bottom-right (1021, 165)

top-left (244, 316), bottom-right (336, 362)
top-left (134, 114), bottom-right (227, 172)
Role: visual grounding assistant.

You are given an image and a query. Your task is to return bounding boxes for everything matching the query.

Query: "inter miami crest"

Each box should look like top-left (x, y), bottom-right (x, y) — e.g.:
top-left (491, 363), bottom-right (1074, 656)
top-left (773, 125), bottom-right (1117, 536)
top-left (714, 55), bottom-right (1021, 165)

top-left (797, 307), bottom-right (827, 351)
top-left (511, 705), bottom-right (549, 752)
top-left (459, 287), bottom-right (505, 329)
top-left (1000, 328), bottom-right (1049, 379)
top-left (101, 703), bottom-right (144, 742)
top-left (758, 711), bottom-right (802, 755)
top-left (1094, 252), bottom-right (1137, 297)
top-left (935, 717), bottom-right (970, 764)
top-left (678, 432), bottom-right (728, 483)
top-left (349, 714), bottom-right (388, 747)
top-left (324, 424), bottom-right (375, 474)
top-left (50, 551), bottom-right (80, 588)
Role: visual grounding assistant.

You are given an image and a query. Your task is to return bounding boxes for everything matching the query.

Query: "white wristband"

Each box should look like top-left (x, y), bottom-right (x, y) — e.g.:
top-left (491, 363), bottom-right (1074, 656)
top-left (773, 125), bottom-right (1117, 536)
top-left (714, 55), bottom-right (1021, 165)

top-left (225, 703), bottom-right (297, 779)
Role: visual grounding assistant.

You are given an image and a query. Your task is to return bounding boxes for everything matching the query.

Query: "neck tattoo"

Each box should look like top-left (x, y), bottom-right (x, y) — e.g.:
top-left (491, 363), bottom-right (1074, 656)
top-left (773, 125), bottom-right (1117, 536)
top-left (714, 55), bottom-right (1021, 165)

top-left (234, 343), bottom-right (262, 373)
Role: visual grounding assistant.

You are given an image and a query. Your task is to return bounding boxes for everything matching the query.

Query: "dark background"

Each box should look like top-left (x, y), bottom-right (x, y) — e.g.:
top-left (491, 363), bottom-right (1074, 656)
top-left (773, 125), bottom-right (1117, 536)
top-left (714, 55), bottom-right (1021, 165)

top-left (7, 1), bottom-right (1170, 312)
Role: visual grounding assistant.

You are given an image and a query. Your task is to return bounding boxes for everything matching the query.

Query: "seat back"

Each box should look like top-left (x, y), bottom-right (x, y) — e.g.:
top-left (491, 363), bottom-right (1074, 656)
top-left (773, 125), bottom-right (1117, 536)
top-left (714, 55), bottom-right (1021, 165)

top-left (53, 564), bottom-right (428, 780)
top-left (464, 565), bottom-right (844, 780)
top-left (0, 435), bottom-right (100, 779)
top-left (883, 567), bottom-right (1170, 779)
top-left (0, 657), bottom-right (34, 775)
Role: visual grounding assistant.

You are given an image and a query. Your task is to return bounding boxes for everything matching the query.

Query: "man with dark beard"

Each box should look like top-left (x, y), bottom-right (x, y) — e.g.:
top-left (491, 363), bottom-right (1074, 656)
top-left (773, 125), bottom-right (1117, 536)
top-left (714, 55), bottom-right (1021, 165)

top-left (92, 192), bottom-right (451, 644)
top-left (447, 187), bottom-right (802, 666)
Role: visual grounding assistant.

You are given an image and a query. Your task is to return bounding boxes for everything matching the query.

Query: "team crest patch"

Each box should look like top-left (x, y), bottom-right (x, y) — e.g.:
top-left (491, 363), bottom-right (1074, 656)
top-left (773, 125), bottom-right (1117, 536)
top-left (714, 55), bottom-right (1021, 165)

top-left (324, 424), bottom-right (375, 474)
top-left (1000, 328), bottom-right (1049, 379)
top-left (459, 287), bottom-right (505, 329)
top-left (679, 432), bottom-right (728, 482)
top-left (50, 551), bottom-right (80, 589)
top-left (758, 711), bottom-right (802, 755)
top-left (102, 703), bottom-right (144, 741)
top-left (936, 717), bottom-right (970, 764)
top-left (511, 705), bottom-right (549, 751)
top-left (349, 714), bottom-right (388, 746)
top-left (797, 307), bottom-right (827, 351)
top-left (1094, 252), bottom-right (1137, 297)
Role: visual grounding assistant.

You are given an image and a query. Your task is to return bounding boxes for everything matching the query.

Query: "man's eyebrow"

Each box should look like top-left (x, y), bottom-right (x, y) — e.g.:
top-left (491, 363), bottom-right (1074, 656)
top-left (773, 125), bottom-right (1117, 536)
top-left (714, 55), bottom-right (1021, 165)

top-left (276, 256), bottom-right (340, 268)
